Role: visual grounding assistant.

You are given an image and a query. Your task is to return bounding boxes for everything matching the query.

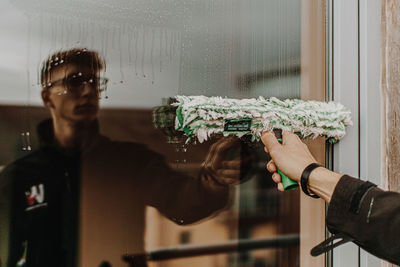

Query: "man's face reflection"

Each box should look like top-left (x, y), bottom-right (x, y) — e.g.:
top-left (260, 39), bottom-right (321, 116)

top-left (42, 64), bottom-right (100, 123)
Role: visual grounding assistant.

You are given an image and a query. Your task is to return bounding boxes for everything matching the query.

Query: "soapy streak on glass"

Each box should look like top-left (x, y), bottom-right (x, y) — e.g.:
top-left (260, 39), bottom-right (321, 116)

top-left (26, 15), bottom-right (181, 90)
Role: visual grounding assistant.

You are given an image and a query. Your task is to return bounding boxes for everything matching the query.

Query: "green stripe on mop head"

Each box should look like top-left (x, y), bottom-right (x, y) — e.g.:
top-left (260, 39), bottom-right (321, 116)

top-left (173, 95), bottom-right (353, 144)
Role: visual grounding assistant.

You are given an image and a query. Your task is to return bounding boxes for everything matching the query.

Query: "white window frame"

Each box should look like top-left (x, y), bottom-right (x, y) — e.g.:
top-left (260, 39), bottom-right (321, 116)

top-left (329, 0), bottom-right (381, 266)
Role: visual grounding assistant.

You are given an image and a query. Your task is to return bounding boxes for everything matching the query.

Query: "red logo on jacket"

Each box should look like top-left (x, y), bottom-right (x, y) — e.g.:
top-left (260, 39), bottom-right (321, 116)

top-left (25, 184), bottom-right (47, 210)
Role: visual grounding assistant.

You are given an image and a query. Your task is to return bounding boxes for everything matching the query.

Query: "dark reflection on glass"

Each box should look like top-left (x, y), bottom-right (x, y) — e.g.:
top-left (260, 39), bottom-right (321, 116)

top-left (151, 99), bottom-right (300, 267)
top-left (0, 48), bottom-right (256, 267)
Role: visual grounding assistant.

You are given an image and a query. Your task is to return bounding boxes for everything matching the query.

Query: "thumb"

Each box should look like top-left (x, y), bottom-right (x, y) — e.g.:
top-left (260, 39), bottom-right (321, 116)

top-left (261, 131), bottom-right (280, 154)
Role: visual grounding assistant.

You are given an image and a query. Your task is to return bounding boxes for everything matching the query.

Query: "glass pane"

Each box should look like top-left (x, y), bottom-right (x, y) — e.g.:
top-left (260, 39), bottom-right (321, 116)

top-left (0, 0), bottom-right (323, 266)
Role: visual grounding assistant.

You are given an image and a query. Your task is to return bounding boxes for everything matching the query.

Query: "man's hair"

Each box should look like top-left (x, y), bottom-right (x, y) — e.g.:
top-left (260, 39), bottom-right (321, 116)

top-left (40, 48), bottom-right (105, 89)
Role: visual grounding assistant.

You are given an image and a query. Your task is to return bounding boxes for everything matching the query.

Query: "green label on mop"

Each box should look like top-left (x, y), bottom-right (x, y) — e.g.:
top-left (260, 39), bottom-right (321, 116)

top-left (224, 118), bottom-right (252, 132)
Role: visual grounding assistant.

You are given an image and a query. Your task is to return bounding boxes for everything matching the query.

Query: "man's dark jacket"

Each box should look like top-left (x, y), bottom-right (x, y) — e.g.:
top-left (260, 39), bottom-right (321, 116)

top-left (0, 119), bottom-right (229, 267)
top-left (316, 175), bottom-right (400, 265)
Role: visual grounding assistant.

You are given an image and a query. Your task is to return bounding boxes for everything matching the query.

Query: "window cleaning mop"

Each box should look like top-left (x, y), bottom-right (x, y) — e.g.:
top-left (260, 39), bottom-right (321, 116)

top-left (164, 95), bottom-right (352, 191)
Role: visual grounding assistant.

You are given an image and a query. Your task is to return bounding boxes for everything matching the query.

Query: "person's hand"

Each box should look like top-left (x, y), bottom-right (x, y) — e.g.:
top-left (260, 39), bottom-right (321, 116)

top-left (261, 131), bottom-right (318, 191)
top-left (202, 136), bottom-right (251, 186)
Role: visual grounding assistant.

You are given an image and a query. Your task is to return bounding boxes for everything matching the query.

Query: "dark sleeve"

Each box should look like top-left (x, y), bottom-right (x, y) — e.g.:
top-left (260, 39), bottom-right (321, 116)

top-left (0, 165), bottom-right (26, 267)
top-left (325, 175), bottom-right (400, 265)
top-left (139, 148), bottom-right (231, 225)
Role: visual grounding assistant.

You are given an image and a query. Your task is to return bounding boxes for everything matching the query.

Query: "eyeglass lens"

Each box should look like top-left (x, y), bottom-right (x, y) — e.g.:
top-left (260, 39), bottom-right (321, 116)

top-left (66, 74), bottom-right (106, 93)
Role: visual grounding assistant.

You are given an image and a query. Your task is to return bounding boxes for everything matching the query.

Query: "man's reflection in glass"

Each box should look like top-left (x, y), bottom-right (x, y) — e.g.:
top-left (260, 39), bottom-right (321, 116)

top-left (0, 48), bottom-right (251, 267)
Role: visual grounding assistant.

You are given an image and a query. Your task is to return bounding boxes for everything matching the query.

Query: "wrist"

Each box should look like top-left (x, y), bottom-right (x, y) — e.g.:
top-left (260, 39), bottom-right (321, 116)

top-left (308, 167), bottom-right (342, 203)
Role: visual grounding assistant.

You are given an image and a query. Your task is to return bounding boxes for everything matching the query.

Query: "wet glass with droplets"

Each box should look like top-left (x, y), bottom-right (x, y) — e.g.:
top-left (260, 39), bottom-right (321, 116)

top-left (6, 0), bottom-right (303, 266)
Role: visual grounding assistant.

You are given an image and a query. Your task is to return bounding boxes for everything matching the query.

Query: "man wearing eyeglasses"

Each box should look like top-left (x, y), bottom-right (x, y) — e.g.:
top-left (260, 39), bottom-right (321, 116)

top-left (0, 48), bottom-right (249, 267)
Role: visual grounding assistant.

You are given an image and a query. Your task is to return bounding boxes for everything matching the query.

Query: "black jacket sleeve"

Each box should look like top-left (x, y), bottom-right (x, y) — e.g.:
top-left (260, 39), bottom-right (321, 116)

top-left (0, 165), bottom-right (26, 267)
top-left (138, 147), bottom-right (231, 225)
top-left (324, 175), bottom-right (400, 265)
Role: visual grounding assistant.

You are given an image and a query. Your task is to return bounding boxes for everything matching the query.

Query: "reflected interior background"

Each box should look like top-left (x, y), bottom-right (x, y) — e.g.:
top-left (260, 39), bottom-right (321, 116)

top-left (0, 0), bottom-right (302, 266)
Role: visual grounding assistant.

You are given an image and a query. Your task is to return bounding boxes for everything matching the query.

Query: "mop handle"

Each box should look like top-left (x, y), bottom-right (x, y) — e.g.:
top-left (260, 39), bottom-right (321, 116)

top-left (277, 138), bottom-right (299, 191)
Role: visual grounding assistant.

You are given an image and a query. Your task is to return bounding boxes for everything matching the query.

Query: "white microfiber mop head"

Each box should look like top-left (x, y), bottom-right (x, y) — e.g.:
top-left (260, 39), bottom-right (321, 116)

top-left (173, 95), bottom-right (353, 143)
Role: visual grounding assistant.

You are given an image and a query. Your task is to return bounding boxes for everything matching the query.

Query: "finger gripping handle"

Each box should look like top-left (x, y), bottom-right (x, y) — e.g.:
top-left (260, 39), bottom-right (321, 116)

top-left (276, 138), bottom-right (299, 191)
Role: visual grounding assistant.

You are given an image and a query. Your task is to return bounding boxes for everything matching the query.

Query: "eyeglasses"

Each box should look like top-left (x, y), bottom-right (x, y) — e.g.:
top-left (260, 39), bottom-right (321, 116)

top-left (43, 72), bottom-right (108, 94)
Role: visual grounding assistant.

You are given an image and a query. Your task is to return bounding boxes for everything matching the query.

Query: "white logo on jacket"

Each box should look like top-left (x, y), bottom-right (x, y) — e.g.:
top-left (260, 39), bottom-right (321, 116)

top-left (25, 183), bottom-right (48, 211)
